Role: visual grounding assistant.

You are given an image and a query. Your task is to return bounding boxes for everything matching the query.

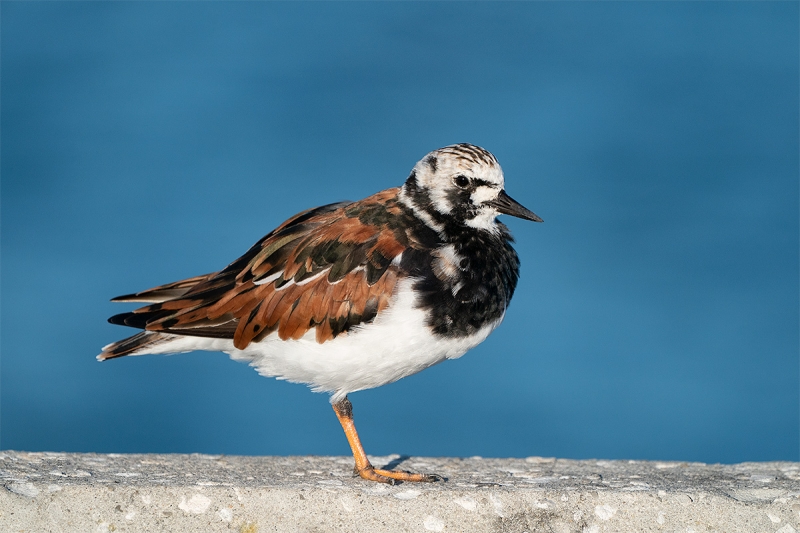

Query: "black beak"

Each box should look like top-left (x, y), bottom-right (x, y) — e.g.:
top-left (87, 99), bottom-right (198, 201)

top-left (488, 190), bottom-right (543, 222)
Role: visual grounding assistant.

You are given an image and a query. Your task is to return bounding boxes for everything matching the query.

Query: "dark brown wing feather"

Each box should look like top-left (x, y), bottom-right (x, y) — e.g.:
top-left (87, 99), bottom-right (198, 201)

top-left (110, 189), bottom-right (410, 349)
top-left (110, 274), bottom-right (212, 303)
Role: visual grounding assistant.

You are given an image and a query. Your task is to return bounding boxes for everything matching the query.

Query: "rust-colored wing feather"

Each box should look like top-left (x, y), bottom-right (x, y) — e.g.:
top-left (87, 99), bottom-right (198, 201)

top-left (109, 189), bottom-right (412, 349)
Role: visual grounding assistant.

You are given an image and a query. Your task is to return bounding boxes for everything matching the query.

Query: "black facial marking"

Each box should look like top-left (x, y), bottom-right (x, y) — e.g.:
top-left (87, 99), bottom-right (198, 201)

top-left (444, 187), bottom-right (479, 221)
top-left (425, 155), bottom-right (438, 172)
top-left (405, 170), bottom-right (418, 189)
top-left (403, 181), bottom-right (449, 226)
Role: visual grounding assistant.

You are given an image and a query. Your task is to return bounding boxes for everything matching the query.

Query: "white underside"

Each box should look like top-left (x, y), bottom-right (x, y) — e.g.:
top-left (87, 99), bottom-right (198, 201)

top-left (120, 278), bottom-right (502, 402)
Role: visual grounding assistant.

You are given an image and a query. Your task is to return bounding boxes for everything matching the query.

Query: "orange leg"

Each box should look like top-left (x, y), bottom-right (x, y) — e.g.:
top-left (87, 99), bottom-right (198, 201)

top-left (332, 397), bottom-right (443, 484)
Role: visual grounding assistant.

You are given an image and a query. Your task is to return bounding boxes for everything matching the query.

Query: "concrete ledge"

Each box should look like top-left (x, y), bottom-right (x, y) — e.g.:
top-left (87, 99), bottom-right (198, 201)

top-left (1, 451), bottom-right (798, 532)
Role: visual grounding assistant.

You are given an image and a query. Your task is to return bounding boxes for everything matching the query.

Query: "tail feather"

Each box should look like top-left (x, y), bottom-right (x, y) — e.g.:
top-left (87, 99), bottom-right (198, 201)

top-left (97, 331), bottom-right (173, 361)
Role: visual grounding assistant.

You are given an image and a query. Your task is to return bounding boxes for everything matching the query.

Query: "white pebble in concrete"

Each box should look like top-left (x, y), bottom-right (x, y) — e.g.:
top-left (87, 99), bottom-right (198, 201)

top-left (7, 482), bottom-right (39, 498)
top-left (490, 493), bottom-right (505, 517)
top-left (423, 515), bottom-right (445, 532)
top-left (595, 504), bottom-right (617, 520)
top-left (178, 494), bottom-right (211, 514)
top-left (453, 496), bottom-right (477, 511)
top-left (217, 508), bottom-right (233, 522)
top-left (339, 496), bottom-right (356, 512)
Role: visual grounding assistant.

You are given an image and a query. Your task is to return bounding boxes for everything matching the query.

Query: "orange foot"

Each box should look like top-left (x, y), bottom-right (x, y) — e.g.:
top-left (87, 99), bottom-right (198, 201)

top-left (355, 465), bottom-right (443, 484)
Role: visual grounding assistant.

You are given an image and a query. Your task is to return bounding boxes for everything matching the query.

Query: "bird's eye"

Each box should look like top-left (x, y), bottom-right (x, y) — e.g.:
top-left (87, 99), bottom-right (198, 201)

top-left (453, 175), bottom-right (469, 189)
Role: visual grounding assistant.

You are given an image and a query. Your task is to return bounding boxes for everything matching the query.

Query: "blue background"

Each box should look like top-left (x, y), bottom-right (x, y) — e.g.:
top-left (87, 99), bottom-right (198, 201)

top-left (2, 2), bottom-right (798, 463)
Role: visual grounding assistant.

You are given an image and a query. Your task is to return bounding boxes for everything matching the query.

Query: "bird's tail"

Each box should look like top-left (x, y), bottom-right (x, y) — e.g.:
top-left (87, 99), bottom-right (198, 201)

top-left (97, 331), bottom-right (173, 361)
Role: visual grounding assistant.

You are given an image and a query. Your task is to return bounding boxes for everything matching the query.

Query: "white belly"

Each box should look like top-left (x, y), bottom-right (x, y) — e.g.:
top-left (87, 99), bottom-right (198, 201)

top-left (132, 278), bottom-right (502, 402)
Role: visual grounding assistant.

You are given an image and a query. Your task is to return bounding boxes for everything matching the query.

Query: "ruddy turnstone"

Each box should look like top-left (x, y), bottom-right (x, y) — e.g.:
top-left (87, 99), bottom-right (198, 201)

top-left (99, 143), bottom-right (542, 484)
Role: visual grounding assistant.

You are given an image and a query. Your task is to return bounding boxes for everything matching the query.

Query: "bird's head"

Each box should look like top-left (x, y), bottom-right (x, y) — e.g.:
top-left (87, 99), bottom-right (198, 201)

top-left (400, 143), bottom-right (542, 233)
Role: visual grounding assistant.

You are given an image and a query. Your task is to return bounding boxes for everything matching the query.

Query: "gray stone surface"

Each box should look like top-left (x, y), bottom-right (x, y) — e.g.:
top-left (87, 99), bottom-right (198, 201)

top-left (1, 451), bottom-right (798, 532)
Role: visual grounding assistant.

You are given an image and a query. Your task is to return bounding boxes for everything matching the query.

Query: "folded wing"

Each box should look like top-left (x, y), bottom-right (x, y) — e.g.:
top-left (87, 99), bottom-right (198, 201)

top-left (108, 189), bottom-right (409, 349)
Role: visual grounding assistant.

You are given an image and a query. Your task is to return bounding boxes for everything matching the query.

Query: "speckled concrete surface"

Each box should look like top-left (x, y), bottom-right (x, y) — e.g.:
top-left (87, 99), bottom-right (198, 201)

top-left (1, 451), bottom-right (798, 532)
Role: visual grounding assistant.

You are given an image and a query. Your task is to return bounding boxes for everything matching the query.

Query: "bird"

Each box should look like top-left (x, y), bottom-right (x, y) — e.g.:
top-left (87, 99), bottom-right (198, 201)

top-left (99, 143), bottom-right (542, 484)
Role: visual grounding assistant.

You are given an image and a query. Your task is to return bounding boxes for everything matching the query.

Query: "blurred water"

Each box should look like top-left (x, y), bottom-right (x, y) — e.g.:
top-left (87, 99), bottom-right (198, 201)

top-left (2, 2), bottom-right (797, 462)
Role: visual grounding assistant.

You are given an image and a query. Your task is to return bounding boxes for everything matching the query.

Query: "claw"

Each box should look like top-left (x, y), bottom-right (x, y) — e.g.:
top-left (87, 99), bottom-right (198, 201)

top-left (352, 464), bottom-right (442, 484)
